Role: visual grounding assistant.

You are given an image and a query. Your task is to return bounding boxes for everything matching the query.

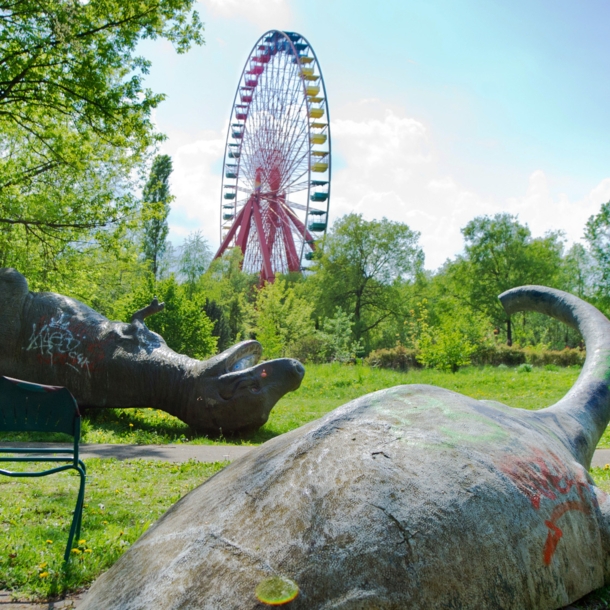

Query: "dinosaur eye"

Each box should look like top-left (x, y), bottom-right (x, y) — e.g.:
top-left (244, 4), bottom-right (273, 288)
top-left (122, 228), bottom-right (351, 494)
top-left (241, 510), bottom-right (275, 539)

top-left (230, 355), bottom-right (257, 372)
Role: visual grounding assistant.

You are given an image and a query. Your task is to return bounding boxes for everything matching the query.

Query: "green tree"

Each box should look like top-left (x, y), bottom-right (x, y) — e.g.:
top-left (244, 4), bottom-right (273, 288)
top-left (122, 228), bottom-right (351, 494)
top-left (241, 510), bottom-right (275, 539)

top-left (0, 0), bottom-right (203, 282)
top-left (317, 307), bottom-right (363, 362)
top-left (561, 243), bottom-right (594, 299)
top-left (204, 299), bottom-right (232, 353)
top-left (312, 214), bottom-right (424, 350)
top-left (142, 154), bottom-right (173, 278)
top-left (115, 276), bottom-right (216, 359)
top-left (584, 201), bottom-right (610, 307)
top-left (200, 248), bottom-right (258, 343)
top-left (451, 213), bottom-right (564, 345)
top-left (252, 279), bottom-right (314, 359)
top-left (179, 230), bottom-right (212, 287)
top-left (413, 300), bottom-right (489, 372)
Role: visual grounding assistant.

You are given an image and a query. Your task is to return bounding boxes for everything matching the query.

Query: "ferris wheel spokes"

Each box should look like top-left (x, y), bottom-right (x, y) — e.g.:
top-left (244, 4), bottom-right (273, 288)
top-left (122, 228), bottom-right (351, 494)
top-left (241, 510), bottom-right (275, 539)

top-left (215, 30), bottom-right (331, 281)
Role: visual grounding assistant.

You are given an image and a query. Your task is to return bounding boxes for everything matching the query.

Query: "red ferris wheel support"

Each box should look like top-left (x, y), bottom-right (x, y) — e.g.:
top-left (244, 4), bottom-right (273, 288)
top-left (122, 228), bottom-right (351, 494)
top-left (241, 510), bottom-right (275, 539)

top-left (215, 170), bottom-right (316, 283)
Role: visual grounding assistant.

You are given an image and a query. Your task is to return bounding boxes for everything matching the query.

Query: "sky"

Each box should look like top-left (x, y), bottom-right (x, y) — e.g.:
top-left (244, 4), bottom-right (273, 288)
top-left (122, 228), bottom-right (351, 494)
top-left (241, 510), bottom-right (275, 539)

top-left (138, 0), bottom-right (610, 270)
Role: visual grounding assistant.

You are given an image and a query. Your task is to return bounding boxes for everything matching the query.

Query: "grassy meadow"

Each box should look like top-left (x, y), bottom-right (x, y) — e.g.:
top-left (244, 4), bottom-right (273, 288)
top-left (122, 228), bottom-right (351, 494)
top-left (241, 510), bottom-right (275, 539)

top-left (0, 459), bottom-right (225, 600)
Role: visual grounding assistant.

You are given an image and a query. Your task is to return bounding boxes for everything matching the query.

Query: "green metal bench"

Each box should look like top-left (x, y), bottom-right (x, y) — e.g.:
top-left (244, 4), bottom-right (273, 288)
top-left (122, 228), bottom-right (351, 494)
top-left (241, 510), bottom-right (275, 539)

top-left (0, 376), bottom-right (86, 562)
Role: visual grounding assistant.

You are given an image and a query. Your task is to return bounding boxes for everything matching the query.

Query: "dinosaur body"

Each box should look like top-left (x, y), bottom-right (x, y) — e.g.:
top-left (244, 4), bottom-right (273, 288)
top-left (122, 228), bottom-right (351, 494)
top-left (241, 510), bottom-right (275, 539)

top-left (0, 268), bottom-right (304, 434)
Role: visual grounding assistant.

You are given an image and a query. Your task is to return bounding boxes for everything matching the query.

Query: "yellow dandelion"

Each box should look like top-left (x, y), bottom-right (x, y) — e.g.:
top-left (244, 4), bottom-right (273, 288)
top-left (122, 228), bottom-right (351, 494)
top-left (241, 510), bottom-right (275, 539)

top-left (39, 572), bottom-right (49, 578)
top-left (102, 520), bottom-right (108, 525)
top-left (71, 548), bottom-right (82, 555)
top-left (46, 540), bottom-right (53, 544)
top-left (129, 423), bottom-right (134, 427)
top-left (39, 562), bottom-right (48, 569)
top-left (84, 549), bottom-right (92, 554)
top-left (115, 489), bottom-right (120, 494)
top-left (605, 464), bottom-right (610, 470)
top-left (119, 531), bottom-right (124, 536)
top-left (78, 539), bottom-right (86, 546)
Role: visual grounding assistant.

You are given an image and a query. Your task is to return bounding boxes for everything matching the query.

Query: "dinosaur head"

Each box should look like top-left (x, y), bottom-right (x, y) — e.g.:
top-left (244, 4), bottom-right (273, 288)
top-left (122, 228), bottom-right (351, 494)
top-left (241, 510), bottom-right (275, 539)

top-left (186, 340), bottom-right (305, 435)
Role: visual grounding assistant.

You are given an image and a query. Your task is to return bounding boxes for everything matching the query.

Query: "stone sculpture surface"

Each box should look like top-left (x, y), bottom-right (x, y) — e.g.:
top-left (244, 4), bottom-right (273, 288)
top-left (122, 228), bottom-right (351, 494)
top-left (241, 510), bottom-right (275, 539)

top-left (79, 285), bottom-right (610, 609)
top-left (0, 268), bottom-right (304, 434)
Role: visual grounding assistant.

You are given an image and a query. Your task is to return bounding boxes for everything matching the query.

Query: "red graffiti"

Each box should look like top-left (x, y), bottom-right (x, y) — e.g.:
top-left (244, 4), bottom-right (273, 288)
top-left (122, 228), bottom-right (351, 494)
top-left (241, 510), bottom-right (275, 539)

top-left (500, 448), bottom-right (593, 565)
top-left (542, 501), bottom-right (590, 565)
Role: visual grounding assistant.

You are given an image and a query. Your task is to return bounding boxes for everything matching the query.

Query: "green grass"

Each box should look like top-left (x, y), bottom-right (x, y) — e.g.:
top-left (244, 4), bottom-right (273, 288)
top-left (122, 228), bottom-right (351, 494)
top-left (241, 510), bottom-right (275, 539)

top-left (4, 362), bottom-right (600, 445)
top-left (0, 459), bottom-right (225, 601)
top-left (3, 361), bottom-right (610, 605)
top-left (253, 362), bottom-right (584, 442)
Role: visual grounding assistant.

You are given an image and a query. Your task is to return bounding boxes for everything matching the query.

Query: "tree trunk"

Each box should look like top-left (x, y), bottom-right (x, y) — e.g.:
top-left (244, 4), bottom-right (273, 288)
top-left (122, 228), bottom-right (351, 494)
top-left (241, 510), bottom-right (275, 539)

top-left (506, 317), bottom-right (512, 346)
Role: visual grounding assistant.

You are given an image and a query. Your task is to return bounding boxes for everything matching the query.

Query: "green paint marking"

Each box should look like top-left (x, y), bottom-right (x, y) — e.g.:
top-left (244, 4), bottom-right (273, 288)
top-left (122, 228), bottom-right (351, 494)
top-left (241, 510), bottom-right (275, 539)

top-left (441, 410), bottom-right (509, 444)
top-left (255, 576), bottom-right (299, 606)
top-left (372, 388), bottom-right (510, 446)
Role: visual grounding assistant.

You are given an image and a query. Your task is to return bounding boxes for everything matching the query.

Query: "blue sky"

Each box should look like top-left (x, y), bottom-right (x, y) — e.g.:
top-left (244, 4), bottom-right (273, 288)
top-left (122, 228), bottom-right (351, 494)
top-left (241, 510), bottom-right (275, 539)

top-left (139, 0), bottom-right (610, 269)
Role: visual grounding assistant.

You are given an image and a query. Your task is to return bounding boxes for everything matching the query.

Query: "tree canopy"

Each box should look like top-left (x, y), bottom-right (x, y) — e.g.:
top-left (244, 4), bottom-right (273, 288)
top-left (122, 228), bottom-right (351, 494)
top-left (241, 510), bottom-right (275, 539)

top-left (0, 0), bottom-right (203, 280)
top-left (449, 213), bottom-right (564, 344)
top-left (142, 154), bottom-right (173, 279)
top-left (311, 214), bottom-right (424, 348)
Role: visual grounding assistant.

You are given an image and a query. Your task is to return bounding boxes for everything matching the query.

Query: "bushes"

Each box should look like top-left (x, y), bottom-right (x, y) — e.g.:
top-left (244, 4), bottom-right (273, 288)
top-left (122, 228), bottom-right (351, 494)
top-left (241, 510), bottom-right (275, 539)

top-left (365, 346), bottom-right (421, 370)
top-left (522, 347), bottom-right (585, 367)
top-left (472, 344), bottom-right (527, 366)
top-left (366, 343), bottom-right (584, 371)
top-left (288, 308), bottom-right (363, 364)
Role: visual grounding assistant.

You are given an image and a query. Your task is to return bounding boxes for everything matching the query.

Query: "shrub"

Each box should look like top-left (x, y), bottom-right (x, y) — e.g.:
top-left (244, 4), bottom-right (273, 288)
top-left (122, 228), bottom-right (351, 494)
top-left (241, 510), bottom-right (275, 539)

top-left (523, 347), bottom-right (585, 367)
top-left (365, 345), bottom-right (420, 371)
top-left (252, 280), bottom-right (314, 359)
top-left (472, 344), bottom-right (526, 366)
top-left (113, 275), bottom-right (217, 359)
top-left (289, 335), bottom-right (327, 364)
top-left (288, 309), bottom-right (363, 363)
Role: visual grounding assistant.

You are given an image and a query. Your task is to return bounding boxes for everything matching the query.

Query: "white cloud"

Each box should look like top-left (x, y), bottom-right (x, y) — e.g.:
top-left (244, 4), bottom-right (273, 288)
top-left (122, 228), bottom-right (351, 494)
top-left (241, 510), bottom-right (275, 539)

top-left (329, 100), bottom-right (610, 269)
top-left (330, 101), bottom-right (494, 269)
top-left (199, 0), bottom-right (293, 29)
top-left (506, 172), bottom-right (610, 245)
top-left (163, 128), bottom-right (226, 250)
top-left (163, 99), bottom-right (610, 271)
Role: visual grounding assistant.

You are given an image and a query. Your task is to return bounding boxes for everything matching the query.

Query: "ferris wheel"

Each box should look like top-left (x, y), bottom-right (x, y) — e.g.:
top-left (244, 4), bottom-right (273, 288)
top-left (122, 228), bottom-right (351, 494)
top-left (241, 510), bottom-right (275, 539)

top-left (214, 30), bottom-right (331, 283)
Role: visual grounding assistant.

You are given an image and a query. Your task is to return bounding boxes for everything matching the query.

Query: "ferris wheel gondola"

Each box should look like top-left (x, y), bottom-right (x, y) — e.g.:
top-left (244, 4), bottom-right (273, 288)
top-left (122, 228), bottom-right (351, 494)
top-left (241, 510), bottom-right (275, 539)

top-left (215, 30), bottom-right (331, 282)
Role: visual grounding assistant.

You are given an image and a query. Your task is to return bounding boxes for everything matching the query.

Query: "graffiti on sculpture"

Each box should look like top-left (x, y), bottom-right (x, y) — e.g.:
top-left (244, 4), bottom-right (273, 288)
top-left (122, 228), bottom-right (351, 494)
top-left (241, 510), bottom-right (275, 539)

top-left (26, 314), bottom-right (96, 376)
top-left (500, 448), bottom-right (595, 565)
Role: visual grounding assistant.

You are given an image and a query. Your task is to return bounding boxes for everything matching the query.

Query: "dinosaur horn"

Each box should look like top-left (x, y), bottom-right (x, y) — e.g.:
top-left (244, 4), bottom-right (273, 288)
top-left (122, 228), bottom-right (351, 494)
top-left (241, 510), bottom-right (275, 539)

top-left (499, 285), bottom-right (610, 467)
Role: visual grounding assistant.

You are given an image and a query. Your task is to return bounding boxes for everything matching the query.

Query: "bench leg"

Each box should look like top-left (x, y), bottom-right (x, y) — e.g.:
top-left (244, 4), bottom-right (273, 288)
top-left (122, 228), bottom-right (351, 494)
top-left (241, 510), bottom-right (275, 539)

top-left (64, 465), bottom-right (86, 563)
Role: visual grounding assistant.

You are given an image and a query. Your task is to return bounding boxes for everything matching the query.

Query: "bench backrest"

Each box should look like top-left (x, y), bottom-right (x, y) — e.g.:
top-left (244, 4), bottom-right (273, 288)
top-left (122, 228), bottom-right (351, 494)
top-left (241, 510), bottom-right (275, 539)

top-left (0, 376), bottom-right (80, 436)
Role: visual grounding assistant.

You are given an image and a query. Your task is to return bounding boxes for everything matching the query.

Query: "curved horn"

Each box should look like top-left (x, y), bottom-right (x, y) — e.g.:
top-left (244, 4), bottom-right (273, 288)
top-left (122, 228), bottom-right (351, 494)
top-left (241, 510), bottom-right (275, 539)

top-left (499, 285), bottom-right (610, 467)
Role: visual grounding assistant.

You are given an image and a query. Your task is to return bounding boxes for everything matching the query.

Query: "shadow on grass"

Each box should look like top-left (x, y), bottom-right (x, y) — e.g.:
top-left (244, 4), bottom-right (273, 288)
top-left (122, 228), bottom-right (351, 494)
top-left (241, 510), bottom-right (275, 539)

top-left (570, 586), bottom-right (610, 609)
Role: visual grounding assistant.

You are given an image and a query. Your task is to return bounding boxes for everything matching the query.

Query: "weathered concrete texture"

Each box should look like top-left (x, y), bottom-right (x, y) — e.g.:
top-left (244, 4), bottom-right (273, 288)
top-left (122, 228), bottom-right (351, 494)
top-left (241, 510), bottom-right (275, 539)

top-left (79, 286), bottom-right (610, 609)
top-left (0, 268), bottom-right (304, 434)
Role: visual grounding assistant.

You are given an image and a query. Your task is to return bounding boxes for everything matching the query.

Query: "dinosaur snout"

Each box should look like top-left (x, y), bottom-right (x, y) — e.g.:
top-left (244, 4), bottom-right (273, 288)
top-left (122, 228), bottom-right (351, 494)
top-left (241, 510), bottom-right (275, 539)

top-left (292, 359), bottom-right (305, 378)
top-left (264, 358), bottom-right (305, 391)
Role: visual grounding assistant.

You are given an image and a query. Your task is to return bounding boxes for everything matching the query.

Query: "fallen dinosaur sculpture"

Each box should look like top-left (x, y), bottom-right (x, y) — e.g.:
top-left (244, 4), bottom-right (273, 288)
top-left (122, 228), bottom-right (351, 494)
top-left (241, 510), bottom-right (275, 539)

top-left (80, 285), bottom-right (610, 609)
top-left (0, 268), bottom-right (304, 434)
